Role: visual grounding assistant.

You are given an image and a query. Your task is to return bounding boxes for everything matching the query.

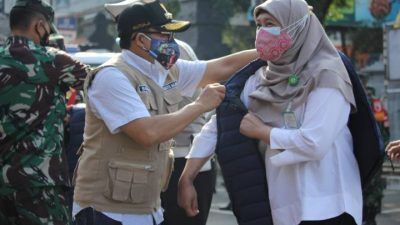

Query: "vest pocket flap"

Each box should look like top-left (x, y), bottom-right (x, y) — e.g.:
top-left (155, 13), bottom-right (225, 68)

top-left (112, 180), bottom-right (131, 201)
top-left (164, 91), bottom-right (183, 105)
top-left (133, 170), bottom-right (148, 184)
top-left (116, 168), bottom-right (134, 182)
top-left (105, 161), bottom-right (153, 203)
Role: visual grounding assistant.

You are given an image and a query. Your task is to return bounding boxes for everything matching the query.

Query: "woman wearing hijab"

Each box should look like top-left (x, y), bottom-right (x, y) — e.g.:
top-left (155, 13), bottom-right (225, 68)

top-left (177, 0), bottom-right (362, 225)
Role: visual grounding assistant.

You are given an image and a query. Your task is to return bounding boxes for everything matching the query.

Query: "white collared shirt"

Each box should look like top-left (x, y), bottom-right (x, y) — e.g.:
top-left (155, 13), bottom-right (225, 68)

top-left (88, 49), bottom-right (207, 134)
top-left (187, 73), bottom-right (363, 225)
top-left (73, 49), bottom-right (207, 225)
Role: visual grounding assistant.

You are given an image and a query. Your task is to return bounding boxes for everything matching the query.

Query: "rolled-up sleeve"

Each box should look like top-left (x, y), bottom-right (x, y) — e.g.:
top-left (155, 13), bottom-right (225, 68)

top-left (186, 115), bottom-right (218, 158)
top-left (269, 88), bottom-right (351, 166)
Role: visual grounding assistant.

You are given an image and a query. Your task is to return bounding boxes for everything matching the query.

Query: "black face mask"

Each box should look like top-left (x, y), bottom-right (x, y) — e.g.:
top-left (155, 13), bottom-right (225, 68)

top-left (35, 24), bottom-right (50, 46)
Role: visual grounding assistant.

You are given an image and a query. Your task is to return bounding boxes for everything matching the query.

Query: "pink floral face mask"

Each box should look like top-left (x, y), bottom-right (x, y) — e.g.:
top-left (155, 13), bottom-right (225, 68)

top-left (255, 27), bottom-right (292, 62)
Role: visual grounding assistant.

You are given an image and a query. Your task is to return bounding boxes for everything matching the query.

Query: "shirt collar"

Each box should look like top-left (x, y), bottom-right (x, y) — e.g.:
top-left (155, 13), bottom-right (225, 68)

top-left (6, 36), bottom-right (41, 50)
top-left (121, 49), bottom-right (169, 86)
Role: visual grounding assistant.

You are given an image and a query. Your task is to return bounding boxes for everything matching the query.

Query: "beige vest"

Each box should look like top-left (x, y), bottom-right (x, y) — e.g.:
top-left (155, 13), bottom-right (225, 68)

top-left (74, 54), bottom-right (182, 214)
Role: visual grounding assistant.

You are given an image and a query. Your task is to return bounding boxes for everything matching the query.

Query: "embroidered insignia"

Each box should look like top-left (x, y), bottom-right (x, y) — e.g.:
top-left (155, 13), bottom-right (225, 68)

top-left (138, 85), bottom-right (150, 93)
top-left (163, 81), bottom-right (177, 90)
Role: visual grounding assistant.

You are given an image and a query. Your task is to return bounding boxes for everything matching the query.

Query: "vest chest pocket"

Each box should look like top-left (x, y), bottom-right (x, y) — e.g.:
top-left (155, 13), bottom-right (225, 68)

top-left (138, 92), bottom-right (158, 115)
top-left (164, 91), bottom-right (183, 113)
top-left (104, 161), bottom-right (154, 203)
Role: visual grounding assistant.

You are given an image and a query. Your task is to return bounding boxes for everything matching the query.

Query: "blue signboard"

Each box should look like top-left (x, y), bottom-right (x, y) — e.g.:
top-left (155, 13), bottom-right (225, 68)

top-left (57, 17), bottom-right (77, 30)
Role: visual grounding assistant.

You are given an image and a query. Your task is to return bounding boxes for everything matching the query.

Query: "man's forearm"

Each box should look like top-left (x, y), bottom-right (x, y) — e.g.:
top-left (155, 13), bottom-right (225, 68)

top-left (200, 49), bottom-right (258, 87)
top-left (121, 102), bottom-right (206, 147)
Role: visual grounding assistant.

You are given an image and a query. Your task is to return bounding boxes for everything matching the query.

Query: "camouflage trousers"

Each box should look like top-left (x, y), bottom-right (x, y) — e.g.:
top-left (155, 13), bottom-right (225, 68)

top-left (0, 186), bottom-right (72, 225)
top-left (362, 168), bottom-right (386, 225)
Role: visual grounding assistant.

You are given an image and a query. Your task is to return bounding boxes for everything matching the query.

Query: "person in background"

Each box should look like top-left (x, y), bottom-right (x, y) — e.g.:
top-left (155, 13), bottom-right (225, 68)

top-left (63, 92), bottom-right (88, 224)
top-left (178, 0), bottom-right (362, 225)
top-left (160, 39), bottom-right (216, 225)
top-left (72, 1), bottom-right (258, 225)
top-left (0, 0), bottom-right (89, 224)
top-left (362, 86), bottom-right (387, 225)
top-left (387, 140), bottom-right (400, 161)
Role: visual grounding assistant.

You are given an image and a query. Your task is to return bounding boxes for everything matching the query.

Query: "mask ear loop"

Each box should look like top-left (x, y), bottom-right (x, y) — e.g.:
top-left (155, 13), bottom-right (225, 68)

top-left (35, 21), bottom-right (50, 46)
top-left (137, 33), bottom-right (160, 59)
top-left (134, 32), bottom-right (151, 52)
top-left (281, 14), bottom-right (309, 39)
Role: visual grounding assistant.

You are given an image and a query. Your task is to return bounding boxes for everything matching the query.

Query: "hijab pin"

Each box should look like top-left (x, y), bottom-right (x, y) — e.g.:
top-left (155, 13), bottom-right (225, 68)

top-left (288, 74), bottom-right (299, 86)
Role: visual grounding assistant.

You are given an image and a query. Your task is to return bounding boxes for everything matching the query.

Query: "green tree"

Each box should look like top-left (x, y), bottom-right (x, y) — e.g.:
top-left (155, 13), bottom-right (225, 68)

top-left (307, 0), bottom-right (352, 23)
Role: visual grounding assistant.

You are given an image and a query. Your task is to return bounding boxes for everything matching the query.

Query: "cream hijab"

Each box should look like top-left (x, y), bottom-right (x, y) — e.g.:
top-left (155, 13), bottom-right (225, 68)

top-left (249, 0), bottom-right (356, 127)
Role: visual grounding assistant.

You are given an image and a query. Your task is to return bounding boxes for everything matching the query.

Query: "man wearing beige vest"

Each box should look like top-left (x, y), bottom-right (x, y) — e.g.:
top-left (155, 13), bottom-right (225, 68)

top-left (72, 1), bottom-right (258, 225)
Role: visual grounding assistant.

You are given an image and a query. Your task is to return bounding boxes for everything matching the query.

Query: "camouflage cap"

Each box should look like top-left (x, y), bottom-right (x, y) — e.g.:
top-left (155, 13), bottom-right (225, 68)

top-left (12, 0), bottom-right (57, 34)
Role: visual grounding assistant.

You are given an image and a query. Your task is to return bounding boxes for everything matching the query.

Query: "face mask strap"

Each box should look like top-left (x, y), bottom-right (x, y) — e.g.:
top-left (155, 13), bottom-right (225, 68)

top-left (35, 22), bottom-right (50, 46)
top-left (282, 14), bottom-right (309, 31)
top-left (134, 33), bottom-right (152, 52)
top-left (282, 14), bottom-right (309, 39)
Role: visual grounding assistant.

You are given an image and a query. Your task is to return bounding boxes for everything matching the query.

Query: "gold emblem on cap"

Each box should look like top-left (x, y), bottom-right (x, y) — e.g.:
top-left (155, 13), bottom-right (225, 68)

top-left (132, 22), bottom-right (151, 30)
top-left (162, 21), bottom-right (189, 31)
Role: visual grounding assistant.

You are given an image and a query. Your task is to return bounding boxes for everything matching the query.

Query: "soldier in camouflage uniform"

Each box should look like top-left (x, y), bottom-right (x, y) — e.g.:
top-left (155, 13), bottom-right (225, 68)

top-left (0, 1), bottom-right (89, 224)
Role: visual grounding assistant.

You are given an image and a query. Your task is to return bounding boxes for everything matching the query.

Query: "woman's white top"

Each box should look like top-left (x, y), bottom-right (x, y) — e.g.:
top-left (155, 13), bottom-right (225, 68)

top-left (187, 74), bottom-right (362, 225)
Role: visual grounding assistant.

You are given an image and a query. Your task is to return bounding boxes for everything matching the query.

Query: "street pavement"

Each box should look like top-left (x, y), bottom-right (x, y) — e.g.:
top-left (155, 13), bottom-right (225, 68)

top-left (206, 173), bottom-right (400, 225)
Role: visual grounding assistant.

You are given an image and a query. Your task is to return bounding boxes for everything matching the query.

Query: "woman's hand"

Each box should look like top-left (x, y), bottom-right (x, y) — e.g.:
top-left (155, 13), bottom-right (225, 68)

top-left (386, 140), bottom-right (400, 161)
top-left (177, 177), bottom-right (199, 217)
top-left (240, 112), bottom-right (271, 144)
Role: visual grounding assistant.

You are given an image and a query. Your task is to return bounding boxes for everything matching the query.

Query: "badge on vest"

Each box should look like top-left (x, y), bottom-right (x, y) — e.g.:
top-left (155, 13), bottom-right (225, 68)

top-left (163, 80), bottom-right (177, 90)
top-left (138, 85), bottom-right (151, 93)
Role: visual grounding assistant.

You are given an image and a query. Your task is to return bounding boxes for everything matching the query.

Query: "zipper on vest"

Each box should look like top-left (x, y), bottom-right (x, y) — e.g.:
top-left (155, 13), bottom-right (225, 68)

top-left (109, 161), bottom-right (155, 171)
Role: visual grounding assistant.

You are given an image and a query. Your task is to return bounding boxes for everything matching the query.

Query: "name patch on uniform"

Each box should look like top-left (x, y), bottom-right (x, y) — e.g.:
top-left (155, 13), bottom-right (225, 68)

top-left (138, 85), bottom-right (150, 93)
top-left (163, 81), bottom-right (177, 90)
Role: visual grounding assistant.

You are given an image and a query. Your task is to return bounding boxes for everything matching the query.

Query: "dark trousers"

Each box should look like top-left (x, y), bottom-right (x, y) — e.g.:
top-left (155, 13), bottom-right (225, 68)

top-left (75, 208), bottom-right (122, 225)
top-left (299, 213), bottom-right (357, 225)
top-left (161, 158), bottom-right (216, 225)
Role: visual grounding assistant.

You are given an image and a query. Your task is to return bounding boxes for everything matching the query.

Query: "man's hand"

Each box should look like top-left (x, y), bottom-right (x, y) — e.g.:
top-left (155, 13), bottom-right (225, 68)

top-left (194, 83), bottom-right (225, 112)
top-left (386, 140), bottom-right (400, 161)
top-left (240, 112), bottom-right (271, 144)
top-left (177, 177), bottom-right (199, 217)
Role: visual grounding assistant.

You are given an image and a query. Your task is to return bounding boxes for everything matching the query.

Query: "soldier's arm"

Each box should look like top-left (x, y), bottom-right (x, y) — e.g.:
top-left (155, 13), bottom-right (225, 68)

top-left (54, 51), bottom-right (90, 90)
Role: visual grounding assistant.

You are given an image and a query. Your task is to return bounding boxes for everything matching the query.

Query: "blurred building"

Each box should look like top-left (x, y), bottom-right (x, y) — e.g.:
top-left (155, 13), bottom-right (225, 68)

top-left (0, 0), bottom-right (11, 45)
top-left (53, 0), bottom-right (119, 50)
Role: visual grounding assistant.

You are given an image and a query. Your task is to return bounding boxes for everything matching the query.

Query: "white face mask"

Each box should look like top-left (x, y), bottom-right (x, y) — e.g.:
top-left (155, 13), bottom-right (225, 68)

top-left (259, 26), bottom-right (281, 36)
top-left (257, 13), bottom-right (309, 39)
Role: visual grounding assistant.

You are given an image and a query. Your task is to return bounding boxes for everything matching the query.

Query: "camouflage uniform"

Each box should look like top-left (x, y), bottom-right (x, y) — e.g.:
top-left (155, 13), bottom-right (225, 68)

top-left (0, 36), bottom-right (89, 225)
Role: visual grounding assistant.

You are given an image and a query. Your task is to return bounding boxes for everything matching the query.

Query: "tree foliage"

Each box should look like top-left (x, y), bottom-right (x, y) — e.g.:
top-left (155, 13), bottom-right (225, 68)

top-left (306, 0), bottom-right (351, 23)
